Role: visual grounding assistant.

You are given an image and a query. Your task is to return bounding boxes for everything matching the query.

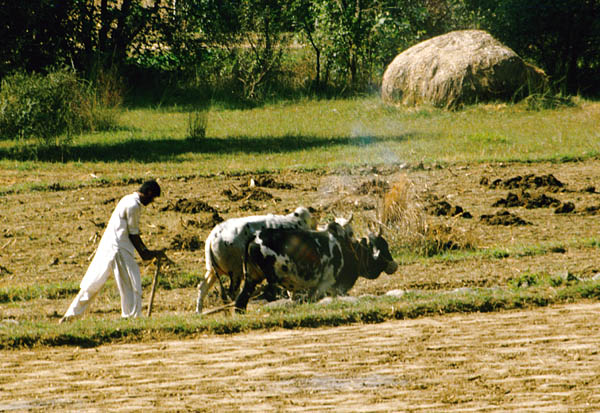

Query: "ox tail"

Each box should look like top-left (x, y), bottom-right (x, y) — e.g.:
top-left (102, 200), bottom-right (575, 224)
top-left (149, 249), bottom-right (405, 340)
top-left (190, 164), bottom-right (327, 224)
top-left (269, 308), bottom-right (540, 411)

top-left (208, 246), bottom-right (232, 303)
top-left (242, 237), bottom-right (251, 285)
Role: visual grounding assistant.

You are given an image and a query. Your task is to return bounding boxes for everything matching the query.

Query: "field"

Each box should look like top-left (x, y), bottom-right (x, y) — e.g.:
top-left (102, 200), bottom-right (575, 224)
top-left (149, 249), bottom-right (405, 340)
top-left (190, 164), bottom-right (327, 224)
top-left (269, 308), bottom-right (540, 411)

top-left (1, 98), bottom-right (600, 411)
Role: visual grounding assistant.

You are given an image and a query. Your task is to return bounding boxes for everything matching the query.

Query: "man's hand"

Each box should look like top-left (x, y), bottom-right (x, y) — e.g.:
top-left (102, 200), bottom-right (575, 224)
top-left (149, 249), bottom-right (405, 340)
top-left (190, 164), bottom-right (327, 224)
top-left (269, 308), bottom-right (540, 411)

top-left (144, 248), bottom-right (166, 261)
top-left (148, 249), bottom-right (173, 265)
top-left (130, 234), bottom-right (167, 261)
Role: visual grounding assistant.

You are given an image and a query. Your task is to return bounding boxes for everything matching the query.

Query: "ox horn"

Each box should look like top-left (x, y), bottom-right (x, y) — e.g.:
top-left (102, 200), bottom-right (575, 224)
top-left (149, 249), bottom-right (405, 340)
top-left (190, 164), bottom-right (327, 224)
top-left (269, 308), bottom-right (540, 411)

top-left (373, 219), bottom-right (392, 236)
top-left (367, 220), bottom-right (376, 234)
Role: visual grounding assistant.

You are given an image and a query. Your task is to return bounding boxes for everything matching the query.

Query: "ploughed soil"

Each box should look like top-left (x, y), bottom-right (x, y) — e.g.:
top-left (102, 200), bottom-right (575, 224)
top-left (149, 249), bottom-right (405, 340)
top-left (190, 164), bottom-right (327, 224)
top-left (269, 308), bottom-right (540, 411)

top-left (2, 159), bottom-right (600, 411)
top-left (2, 302), bottom-right (600, 412)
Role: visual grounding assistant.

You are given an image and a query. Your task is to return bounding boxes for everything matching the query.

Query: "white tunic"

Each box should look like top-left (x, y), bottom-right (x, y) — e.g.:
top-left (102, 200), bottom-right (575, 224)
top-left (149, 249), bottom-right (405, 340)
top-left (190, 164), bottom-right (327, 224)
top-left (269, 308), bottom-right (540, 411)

top-left (63, 192), bottom-right (144, 319)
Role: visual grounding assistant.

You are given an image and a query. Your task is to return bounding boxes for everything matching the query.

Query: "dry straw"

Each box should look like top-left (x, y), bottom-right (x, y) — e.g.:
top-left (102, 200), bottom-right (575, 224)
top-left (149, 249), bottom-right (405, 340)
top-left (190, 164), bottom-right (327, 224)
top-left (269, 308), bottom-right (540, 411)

top-left (381, 174), bottom-right (476, 256)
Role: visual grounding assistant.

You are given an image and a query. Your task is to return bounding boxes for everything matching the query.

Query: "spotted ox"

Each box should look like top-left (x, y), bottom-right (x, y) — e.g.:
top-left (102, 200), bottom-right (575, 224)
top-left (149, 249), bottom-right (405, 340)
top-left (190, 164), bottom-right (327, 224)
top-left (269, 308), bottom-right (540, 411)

top-left (234, 222), bottom-right (398, 312)
top-left (195, 206), bottom-right (316, 313)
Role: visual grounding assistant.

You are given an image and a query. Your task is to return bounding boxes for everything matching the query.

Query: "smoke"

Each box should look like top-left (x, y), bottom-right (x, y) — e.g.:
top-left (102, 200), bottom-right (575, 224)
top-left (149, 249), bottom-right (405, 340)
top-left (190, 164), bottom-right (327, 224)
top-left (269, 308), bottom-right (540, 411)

top-left (351, 122), bottom-right (402, 165)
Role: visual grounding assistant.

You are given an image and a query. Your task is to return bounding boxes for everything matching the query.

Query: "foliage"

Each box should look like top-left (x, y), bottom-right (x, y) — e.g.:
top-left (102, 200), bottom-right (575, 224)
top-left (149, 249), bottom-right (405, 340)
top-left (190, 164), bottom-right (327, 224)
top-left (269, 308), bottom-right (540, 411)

top-left (71, 0), bottom-right (165, 73)
top-left (187, 107), bottom-right (210, 141)
top-left (461, 0), bottom-right (600, 95)
top-left (0, 70), bottom-right (88, 147)
top-left (381, 175), bottom-right (476, 257)
top-left (519, 93), bottom-right (576, 111)
top-left (0, 69), bottom-right (121, 158)
top-left (2, 0), bottom-right (599, 100)
top-left (300, 0), bottom-right (429, 90)
top-left (233, 0), bottom-right (293, 99)
top-left (0, 1), bottom-right (74, 75)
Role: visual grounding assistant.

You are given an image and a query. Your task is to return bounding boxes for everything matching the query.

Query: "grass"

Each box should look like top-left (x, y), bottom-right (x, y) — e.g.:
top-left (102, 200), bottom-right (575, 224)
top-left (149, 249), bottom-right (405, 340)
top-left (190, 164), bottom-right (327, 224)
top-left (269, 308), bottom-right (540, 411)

top-left (0, 272), bottom-right (202, 304)
top-left (2, 278), bottom-right (599, 349)
top-left (390, 236), bottom-right (600, 266)
top-left (3, 236), bottom-right (597, 304)
top-left (1, 97), bottom-right (599, 186)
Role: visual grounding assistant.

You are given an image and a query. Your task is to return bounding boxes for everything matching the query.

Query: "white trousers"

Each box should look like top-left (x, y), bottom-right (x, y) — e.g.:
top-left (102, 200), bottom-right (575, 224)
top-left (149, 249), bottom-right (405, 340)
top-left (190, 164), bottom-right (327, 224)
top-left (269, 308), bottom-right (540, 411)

top-left (63, 249), bottom-right (142, 319)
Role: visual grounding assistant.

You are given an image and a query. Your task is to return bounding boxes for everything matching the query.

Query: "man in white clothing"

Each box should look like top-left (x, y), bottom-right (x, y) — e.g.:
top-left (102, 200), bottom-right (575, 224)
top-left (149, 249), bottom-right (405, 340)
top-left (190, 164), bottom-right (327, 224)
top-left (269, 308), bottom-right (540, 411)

top-left (60, 180), bottom-right (165, 323)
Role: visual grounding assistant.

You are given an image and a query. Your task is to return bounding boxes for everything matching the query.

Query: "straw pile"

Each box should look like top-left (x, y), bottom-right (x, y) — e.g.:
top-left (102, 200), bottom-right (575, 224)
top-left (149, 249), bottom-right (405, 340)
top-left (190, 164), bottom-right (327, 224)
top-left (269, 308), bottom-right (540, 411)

top-left (381, 30), bottom-right (547, 109)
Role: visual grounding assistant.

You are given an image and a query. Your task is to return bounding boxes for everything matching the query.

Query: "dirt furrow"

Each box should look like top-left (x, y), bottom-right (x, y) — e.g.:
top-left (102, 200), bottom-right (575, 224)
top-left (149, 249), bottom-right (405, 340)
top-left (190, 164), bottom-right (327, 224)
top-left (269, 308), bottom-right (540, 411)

top-left (2, 302), bottom-right (600, 412)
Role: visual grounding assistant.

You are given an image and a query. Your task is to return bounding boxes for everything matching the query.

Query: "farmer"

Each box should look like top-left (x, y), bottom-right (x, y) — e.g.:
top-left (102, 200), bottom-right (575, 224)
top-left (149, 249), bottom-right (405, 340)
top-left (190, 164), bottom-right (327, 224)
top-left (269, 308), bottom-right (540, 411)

top-left (59, 180), bottom-right (165, 323)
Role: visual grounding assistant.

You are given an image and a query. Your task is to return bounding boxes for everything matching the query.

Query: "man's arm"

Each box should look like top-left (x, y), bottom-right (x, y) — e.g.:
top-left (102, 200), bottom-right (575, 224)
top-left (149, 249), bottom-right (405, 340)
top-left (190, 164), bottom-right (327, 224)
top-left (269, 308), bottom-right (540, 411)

top-left (129, 234), bottom-right (164, 261)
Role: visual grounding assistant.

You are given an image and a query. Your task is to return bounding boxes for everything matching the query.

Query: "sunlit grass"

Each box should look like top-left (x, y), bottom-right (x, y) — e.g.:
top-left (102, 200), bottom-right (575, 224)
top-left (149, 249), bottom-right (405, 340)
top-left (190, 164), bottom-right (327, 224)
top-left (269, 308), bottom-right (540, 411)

top-left (1, 97), bottom-right (599, 189)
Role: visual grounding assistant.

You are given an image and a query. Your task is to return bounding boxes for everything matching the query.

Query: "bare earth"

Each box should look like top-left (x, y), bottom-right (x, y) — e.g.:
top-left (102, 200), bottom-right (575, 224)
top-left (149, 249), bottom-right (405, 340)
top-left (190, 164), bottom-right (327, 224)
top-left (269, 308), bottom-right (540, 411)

top-left (1, 302), bottom-right (600, 412)
top-left (2, 160), bottom-right (600, 411)
top-left (3, 160), bottom-right (600, 316)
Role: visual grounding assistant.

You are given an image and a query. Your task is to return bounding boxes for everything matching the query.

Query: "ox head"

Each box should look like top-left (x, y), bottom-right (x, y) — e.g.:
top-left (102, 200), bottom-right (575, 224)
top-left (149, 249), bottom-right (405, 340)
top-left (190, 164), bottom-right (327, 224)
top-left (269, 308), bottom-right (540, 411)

top-left (318, 212), bottom-right (354, 238)
top-left (293, 206), bottom-right (317, 230)
top-left (359, 228), bottom-right (398, 278)
top-left (333, 212), bottom-right (354, 238)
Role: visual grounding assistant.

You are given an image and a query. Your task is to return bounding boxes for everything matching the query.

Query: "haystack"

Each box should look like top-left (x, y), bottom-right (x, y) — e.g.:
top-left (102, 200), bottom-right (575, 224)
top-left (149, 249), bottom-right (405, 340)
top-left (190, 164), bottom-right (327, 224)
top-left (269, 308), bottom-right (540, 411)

top-left (381, 30), bottom-right (547, 109)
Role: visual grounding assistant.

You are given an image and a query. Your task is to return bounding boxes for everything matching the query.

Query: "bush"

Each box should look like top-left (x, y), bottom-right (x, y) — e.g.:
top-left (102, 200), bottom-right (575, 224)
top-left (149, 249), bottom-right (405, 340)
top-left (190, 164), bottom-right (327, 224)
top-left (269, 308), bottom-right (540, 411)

top-left (0, 69), bottom-right (120, 156)
top-left (90, 68), bottom-right (124, 131)
top-left (0, 70), bottom-right (89, 143)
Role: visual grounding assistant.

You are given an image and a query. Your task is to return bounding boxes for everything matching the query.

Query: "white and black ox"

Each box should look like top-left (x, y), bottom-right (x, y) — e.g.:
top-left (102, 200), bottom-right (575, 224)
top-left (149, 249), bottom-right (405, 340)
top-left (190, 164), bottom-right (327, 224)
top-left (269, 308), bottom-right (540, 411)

top-left (234, 221), bottom-right (398, 312)
top-left (196, 206), bottom-right (316, 313)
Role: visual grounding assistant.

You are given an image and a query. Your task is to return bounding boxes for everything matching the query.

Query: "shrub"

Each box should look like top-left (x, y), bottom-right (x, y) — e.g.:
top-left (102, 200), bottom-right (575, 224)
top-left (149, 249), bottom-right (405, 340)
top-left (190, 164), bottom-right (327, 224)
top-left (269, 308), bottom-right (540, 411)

top-left (90, 68), bottom-right (124, 132)
top-left (381, 174), bottom-right (427, 240)
top-left (0, 70), bottom-right (91, 144)
top-left (520, 93), bottom-right (576, 111)
top-left (0, 69), bottom-right (121, 156)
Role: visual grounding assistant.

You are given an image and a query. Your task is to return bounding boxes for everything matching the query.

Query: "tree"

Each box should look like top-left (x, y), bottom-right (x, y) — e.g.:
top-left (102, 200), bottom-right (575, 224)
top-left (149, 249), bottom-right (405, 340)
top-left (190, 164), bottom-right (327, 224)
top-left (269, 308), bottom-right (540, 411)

top-left (71, 0), bottom-right (165, 73)
top-left (462, 0), bottom-right (600, 94)
top-left (289, 0), bottom-right (325, 89)
top-left (233, 0), bottom-right (293, 99)
top-left (0, 1), bottom-right (168, 79)
top-left (308, 0), bottom-right (434, 90)
top-left (0, 1), bottom-right (73, 76)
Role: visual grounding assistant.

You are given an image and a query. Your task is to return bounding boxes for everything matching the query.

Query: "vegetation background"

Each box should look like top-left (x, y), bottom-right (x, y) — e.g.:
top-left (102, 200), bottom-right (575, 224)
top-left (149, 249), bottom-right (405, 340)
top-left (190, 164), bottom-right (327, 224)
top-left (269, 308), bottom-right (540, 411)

top-left (1, 0), bottom-right (599, 107)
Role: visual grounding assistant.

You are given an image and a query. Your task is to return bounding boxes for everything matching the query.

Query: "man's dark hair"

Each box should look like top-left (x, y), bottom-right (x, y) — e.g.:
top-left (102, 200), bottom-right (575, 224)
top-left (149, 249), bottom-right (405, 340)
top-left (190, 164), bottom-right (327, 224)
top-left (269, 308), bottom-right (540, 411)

top-left (139, 180), bottom-right (161, 197)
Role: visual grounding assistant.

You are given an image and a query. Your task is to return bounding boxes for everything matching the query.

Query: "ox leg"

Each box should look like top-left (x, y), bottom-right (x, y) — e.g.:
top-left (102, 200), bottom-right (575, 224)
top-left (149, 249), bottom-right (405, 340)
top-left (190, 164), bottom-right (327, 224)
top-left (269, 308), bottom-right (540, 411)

top-left (234, 279), bottom-right (258, 313)
top-left (196, 269), bottom-right (217, 314)
top-left (259, 282), bottom-right (286, 302)
top-left (228, 272), bottom-right (242, 303)
top-left (216, 271), bottom-right (231, 303)
top-left (311, 278), bottom-right (336, 303)
top-left (235, 254), bottom-right (267, 312)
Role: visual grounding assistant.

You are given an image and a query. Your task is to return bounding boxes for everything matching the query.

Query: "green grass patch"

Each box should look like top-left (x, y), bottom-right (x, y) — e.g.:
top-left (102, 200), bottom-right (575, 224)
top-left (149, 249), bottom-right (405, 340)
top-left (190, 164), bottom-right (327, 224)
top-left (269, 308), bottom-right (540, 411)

top-left (2, 280), bottom-right (599, 349)
top-left (1, 98), bottom-right (599, 182)
top-left (4, 237), bottom-right (598, 305)
top-left (0, 272), bottom-right (201, 304)
top-left (0, 282), bottom-right (80, 303)
top-left (395, 237), bottom-right (600, 264)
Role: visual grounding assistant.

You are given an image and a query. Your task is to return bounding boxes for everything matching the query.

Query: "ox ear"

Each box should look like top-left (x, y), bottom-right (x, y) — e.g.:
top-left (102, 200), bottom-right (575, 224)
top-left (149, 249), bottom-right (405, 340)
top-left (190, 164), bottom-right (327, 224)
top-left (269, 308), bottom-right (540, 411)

top-left (347, 212), bottom-right (353, 223)
top-left (378, 225), bottom-right (383, 237)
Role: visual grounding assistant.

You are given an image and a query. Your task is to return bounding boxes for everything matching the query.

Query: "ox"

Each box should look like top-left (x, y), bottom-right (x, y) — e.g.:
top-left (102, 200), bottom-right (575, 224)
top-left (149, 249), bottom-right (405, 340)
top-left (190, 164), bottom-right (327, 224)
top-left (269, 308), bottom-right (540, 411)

top-left (196, 206), bottom-right (316, 313)
top-left (234, 222), bottom-right (398, 312)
